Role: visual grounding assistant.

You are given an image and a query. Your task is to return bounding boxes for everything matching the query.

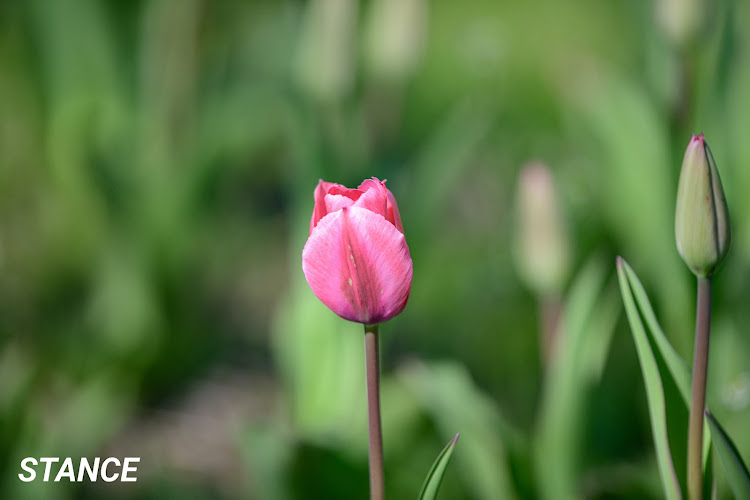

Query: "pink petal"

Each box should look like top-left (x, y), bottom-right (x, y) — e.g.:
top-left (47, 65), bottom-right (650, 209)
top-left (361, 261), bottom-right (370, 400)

top-left (354, 178), bottom-right (389, 220)
top-left (309, 180), bottom-right (338, 234)
top-left (385, 187), bottom-right (404, 234)
top-left (357, 178), bottom-right (404, 233)
top-left (302, 206), bottom-right (413, 324)
top-left (324, 193), bottom-right (357, 213)
top-left (328, 184), bottom-right (363, 201)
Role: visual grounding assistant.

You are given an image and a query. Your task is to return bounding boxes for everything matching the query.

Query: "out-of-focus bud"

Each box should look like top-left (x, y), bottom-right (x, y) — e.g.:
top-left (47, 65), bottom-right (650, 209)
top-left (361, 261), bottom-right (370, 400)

top-left (675, 134), bottom-right (731, 278)
top-left (655, 0), bottom-right (703, 49)
top-left (364, 0), bottom-right (427, 83)
top-left (514, 162), bottom-right (571, 295)
top-left (296, 0), bottom-right (356, 101)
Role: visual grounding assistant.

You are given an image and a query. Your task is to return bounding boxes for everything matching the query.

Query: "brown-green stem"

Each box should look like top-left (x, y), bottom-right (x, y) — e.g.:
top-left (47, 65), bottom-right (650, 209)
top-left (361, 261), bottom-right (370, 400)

top-left (539, 293), bottom-right (563, 367)
top-left (365, 323), bottom-right (384, 500)
top-left (687, 277), bottom-right (711, 500)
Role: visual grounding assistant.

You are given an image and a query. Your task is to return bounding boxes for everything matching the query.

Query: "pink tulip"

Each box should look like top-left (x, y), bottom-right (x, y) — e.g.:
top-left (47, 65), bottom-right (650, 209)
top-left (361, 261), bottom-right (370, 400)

top-left (302, 177), bottom-right (413, 324)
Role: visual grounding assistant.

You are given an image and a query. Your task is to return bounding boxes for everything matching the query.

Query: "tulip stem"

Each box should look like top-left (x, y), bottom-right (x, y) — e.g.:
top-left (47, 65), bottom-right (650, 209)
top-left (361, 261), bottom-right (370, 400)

top-left (687, 277), bottom-right (712, 500)
top-left (539, 294), bottom-right (563, 367)
top-left (364, 323), bottom-right (385, 500)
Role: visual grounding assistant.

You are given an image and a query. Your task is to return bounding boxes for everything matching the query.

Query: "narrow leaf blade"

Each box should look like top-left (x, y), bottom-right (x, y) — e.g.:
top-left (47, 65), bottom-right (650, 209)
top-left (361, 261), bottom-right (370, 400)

top-left (403, 363), bottom-right (518, 500)
top-left (536, 255), bottom-right (617, 500)
top-left (705, 411), bottom-right (750, 500)
top-left (622, 260), bottom-right (712, 469)
top-left (418, 434), bottom-right (460, 500)
top-left (617, 257), bottom-right (682, 500)
top-left (622, 260), bottom-right (692, 404)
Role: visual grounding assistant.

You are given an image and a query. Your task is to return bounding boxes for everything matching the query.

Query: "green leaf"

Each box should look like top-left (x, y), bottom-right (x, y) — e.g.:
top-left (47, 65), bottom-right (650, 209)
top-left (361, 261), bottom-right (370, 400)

top-left (417, 434), bottom-right (460, 500)
top-left (242, 424), bottom-right (293, 500)
top-left (402, 362), bottom-right (520, 500)
top-left (620, 259), bottom-right (712, 469)
top-left (617, 257), bottom-right (683, 500)
top-left (272, 278), bottom-right (367, 451)
top-left (410, 99), bottom-right (496, 238)
top-left (572, 71), bottom-right (692, 356)
top-left (705, 410), bottom-right (750, 500)
top-left (621, 261), bottom-right (692, 404)
top-left (535, 254), bottom-right (620, 500)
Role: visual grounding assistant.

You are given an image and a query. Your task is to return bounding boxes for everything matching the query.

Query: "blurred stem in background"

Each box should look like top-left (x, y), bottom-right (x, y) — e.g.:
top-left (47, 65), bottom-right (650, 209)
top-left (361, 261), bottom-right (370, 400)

top-left (539, 295), bottom-right (563, 369)
top-left (655, 0), bottom-right (702, 135)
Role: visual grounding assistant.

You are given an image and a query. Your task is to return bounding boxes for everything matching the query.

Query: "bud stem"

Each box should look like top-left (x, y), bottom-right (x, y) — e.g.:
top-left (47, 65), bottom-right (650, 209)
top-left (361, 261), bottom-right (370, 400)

top-left (687, 277), bottom-right (712, 500)
top-left (539, 294), bottom-right (563, 367)
top-left (365, 323), bottom-right (385, 500)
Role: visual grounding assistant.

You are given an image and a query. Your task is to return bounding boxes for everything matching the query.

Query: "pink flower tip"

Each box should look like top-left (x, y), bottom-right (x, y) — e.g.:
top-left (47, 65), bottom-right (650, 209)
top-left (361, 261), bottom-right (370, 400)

top-left (302, 177), bottom-right (413, 325)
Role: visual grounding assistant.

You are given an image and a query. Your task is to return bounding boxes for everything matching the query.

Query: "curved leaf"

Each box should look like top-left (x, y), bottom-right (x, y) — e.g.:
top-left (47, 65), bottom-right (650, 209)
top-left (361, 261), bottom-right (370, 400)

top-left (705, 410), bottom-right (750, 500)
top-left (418, 434), bottom-right (460, 500)
top-left (402, 362), bottom-right (519, 500)
top-left (621, 260), bottom-right (692, 403)
top-left (536, 254), bottom-right (619, 500)
top-left (617, 257), bottom-right (682, 500)
top-left (621, 259), bottom-right (712, 469)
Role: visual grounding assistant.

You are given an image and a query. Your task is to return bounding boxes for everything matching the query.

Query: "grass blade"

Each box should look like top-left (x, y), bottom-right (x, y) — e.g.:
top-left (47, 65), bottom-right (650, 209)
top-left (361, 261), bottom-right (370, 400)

top-left (417, 434), bottom-right (460, 500)
top-left (621, 260), bottom-right (712, 469)
top-left (536, 254), bottom-right (619, 500)
top-left (402, 362), bottom-right (519, 500)
top-left (705, 410), bottom-right (750, 500)
top-left (617, 257), bottom-right (682, 500)
top-left (621, 260), bottom-right (692, 404)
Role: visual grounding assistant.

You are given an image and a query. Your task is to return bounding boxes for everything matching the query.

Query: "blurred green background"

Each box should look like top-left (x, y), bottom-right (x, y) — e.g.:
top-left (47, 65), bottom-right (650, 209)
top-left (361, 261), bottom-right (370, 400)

top-left (1, 0), bottom-right (749, 498)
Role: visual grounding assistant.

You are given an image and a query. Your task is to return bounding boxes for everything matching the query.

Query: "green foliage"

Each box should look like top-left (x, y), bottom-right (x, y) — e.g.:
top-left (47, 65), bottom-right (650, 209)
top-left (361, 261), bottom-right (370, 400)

top-left (618, 258), bottom-right (750, 499)
top-left (620, 258), bottom-right (712, 470)
top-left (534, 255), bottom-right (619, 500)
top-left (401, 362), bottom-right (519, 500)
top-left (1, 0), bottom-right (749, 498)
top-left (706, 411), bottom-right (750, 500)
top-left (617, 258), bottom-right (683, 500)
top-left (619, 261), bottom-right (692, 404)
top-left (417, 434), bottom-right (459, 500)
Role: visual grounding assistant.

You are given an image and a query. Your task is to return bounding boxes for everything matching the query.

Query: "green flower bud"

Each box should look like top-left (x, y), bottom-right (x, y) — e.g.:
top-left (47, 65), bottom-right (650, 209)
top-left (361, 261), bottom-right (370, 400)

top-left (297, 0), bottom-right (356, 101)
top-left (655, 0), bottom-right (703, 49)
top-left (364, 0), bottom-right (426, 83)
top-left (675, 134), bottom-right (731, 278)
top-left (514, 162), bottom-right (571, 295)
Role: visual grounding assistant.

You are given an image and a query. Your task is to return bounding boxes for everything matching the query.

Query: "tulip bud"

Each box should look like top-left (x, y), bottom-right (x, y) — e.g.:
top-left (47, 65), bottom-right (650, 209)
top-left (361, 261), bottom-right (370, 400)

top-left (296, 0), bottom-right (356, 101)
top-left (655, 0), bottom-right (703, 49)
top-left (364, 0), bottom-right (427, 83)
top-left (675, 134), bottom-right (731, 278)
top-left (303, 178), bottom-right (413, 325)
top-left (514, 162), bottom-right (571, 295)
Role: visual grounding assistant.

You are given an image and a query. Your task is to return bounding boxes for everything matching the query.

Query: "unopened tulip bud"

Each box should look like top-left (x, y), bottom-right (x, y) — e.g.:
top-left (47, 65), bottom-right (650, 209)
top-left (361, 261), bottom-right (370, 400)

top-left (655, 0), bottom-right (703, 48)
top-left (364, 0), bottom-right (427, 82)
top-left (514, 163), bottom-right (571, 295)
top-left (675, 134), bottom-right (731, 278)
top-left (296, 0), bottom-right (356, 101)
